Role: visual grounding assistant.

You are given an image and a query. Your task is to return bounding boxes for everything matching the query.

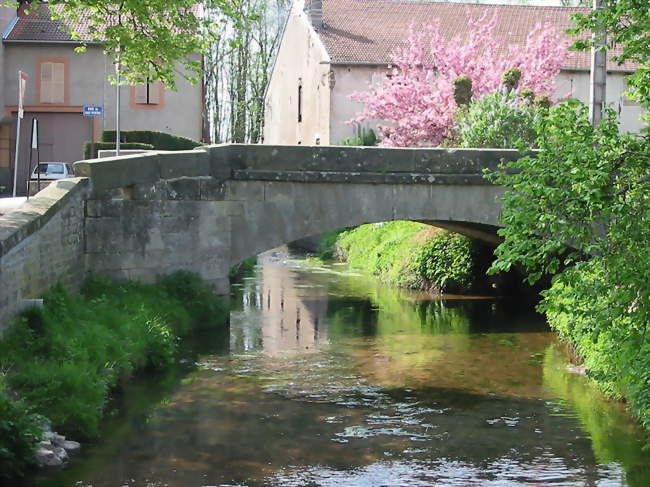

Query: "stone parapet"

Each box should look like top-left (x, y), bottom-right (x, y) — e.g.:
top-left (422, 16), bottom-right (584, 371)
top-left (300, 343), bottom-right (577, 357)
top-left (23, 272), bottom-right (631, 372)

top-left (0, 179), bottom-right (89, 333)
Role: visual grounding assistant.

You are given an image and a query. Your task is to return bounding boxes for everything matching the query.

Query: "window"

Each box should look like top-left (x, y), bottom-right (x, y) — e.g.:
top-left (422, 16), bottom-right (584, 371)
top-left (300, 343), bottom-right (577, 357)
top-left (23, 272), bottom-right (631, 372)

top-left (135, 79), bottom-right (162, 105)
top-left (40, 61), bottom-right (65, 104)
top-left (297, 82), bottom-right (303, 123)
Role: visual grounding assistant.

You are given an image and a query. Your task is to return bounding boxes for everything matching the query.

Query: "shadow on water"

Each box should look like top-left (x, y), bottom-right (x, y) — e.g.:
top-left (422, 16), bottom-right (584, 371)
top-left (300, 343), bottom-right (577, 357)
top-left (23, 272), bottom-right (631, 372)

top-left (27, 249), bottom-right (650, 487)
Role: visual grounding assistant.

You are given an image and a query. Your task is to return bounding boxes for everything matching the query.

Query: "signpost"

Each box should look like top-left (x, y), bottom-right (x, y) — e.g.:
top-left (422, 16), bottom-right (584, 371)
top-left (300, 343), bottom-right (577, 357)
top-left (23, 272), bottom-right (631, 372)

top-left (29, 118), bottom-right (39, 198)
top-left (12, 71), bottom-right (28, 197)
top-left (83, 105), bottom-right (104, 158)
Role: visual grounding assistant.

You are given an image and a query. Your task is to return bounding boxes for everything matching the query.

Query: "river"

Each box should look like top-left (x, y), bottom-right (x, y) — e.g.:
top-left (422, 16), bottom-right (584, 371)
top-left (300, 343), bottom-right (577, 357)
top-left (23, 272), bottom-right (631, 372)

top-left (29, 249), bottom-right (650, 486)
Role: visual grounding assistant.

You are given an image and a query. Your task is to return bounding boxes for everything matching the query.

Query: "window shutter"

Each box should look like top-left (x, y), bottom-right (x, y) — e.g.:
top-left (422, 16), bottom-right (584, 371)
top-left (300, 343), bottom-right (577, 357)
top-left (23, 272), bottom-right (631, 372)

top-left (148, 82), bottom-right (161, 105)
top-left (135, 84), bottom-right (148, 104)
top-left (40, 62), bottom-right (65, 104)
top-left (41, 62), bottom-right (53, 104)
top-left (51, 62), bottom-right (65, 104)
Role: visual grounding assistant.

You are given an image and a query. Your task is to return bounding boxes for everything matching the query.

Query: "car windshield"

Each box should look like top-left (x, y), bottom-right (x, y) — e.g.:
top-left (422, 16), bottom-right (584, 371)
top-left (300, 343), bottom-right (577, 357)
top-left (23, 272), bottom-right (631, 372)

top-left (36, 164), bottom-right (64, 174)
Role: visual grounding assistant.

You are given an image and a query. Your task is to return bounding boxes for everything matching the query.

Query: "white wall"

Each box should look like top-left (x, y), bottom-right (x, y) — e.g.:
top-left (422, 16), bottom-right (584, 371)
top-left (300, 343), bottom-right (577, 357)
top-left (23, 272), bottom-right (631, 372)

top-left (556, 71), bottom-right (645, 134)
top-left (263, 3), bottom-right (331, 145)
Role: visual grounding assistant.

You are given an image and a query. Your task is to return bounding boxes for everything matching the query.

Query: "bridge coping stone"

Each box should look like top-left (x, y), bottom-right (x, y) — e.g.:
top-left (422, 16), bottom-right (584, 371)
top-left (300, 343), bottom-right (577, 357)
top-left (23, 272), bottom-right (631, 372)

top-left (73, 144), bottom-right (531, 193)
top-left (0, 178), bottom-right (89, 258)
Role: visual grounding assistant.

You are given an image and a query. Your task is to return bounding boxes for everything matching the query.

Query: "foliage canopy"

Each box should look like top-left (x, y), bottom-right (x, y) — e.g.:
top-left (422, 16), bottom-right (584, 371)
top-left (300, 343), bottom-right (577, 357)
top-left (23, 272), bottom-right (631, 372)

top-left (3, 0), bottom-right (251, 88)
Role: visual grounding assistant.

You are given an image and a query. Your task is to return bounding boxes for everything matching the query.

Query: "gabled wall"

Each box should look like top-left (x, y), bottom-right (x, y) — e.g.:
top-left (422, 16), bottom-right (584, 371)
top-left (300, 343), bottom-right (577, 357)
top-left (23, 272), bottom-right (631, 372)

top-left (263, 3), bottom-right (331, 145)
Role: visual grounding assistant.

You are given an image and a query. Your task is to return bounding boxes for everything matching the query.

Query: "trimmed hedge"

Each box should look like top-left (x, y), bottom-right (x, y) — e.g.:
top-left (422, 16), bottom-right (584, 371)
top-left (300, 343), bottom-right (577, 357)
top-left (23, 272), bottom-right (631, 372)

top-left (83, 141), bottom-right (154, 160)
top-left (102, 130), bottom-right (202, 151)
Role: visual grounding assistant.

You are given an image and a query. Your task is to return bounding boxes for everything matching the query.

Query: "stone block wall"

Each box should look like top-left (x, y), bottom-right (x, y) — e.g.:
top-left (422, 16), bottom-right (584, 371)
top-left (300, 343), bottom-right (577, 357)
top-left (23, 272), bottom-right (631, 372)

top-left (0, 179), bottom-right (89, 334)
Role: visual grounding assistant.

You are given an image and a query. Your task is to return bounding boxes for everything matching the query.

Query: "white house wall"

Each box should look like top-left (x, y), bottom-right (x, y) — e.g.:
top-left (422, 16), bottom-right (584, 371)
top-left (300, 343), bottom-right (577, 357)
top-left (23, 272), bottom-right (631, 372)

top-left (556, 71), bottom-right (645, 134)
top-left (264, 5), bottom-right (330, 145)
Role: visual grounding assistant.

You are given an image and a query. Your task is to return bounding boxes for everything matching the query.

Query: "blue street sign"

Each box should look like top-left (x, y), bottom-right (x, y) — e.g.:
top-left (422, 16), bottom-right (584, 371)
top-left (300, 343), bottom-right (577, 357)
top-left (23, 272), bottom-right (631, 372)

top-left (83, 105), bottom-right (104, 117)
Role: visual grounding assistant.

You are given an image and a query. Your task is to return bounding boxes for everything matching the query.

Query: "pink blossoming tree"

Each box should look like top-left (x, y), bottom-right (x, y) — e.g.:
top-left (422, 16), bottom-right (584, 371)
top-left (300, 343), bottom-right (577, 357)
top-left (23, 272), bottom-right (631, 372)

top-left (350, 12), bottom-right (569, 147)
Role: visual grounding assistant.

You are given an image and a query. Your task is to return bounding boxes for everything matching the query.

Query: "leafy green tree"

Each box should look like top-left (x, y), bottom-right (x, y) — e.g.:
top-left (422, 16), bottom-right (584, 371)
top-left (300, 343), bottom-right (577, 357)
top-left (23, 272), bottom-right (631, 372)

top-left (489, 98), bottom-right (650, 422)
top-left (2, 0), bottom-right (250, 88)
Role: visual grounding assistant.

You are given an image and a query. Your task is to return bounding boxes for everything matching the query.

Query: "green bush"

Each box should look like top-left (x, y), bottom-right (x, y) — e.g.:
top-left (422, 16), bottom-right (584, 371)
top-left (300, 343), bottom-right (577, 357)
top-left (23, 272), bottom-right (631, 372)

top-left (458, 91), bottom-right (543, 149)
top-left (334, 221), bottom-right (477, 293)
top-left (412, 232), bottom-right (475, 293)
top-left (83, 141), bottom-right (154, 159)
top-left (318, 229), bottom-right (350, 260)
top-left (101, 130), bottom-right (202, 151)
top-left (0, 272), bottom-right (228, 441)
top-left (0, 377), bottom-right (42, 482)
top-left (337, 127), bottom-right (378, 146)
top-left (542, 258), bottom-right (650, 431)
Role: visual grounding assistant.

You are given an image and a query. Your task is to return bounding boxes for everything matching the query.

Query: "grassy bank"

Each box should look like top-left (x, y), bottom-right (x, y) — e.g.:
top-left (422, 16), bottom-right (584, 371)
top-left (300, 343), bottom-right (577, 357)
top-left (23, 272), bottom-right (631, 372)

top-left (541, 259), bottom-right (650, 433)
top-left (331, 221), bottom-right (479, 294)
top-left (0, 272), bottom-right (228, 481)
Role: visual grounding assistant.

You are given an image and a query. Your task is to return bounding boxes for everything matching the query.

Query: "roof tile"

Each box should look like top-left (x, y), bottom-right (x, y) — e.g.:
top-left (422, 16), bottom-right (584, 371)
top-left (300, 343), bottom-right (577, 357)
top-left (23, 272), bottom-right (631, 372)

top-left (317, 0), bottom-right (636, 72)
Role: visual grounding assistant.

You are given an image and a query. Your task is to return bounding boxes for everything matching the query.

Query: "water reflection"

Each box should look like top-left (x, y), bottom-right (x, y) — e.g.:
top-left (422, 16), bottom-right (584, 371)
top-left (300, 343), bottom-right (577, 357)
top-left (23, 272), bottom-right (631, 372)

top-left (31, 249), bottom-right (650, 487)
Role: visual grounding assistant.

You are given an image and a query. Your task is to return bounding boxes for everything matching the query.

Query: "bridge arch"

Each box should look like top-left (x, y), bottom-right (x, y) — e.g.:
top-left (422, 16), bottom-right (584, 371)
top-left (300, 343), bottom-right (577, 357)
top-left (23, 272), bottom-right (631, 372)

top-left (0, 144), bottom-right (526, 330)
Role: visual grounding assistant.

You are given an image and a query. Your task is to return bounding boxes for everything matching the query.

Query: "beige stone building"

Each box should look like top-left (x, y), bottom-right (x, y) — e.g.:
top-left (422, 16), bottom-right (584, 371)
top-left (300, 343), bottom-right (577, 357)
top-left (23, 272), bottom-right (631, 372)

top-left (0, 2), bottom-right (204, 195)
top-left (264, 0), bottom-right (645, 146)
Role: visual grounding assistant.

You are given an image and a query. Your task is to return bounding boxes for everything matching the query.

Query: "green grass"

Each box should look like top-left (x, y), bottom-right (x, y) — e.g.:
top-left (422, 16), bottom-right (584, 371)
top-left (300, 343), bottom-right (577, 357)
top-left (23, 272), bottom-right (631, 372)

top-left (0, 271), bottom-right (228, 456)
top-left (331, 221), bottom-right (477, 293)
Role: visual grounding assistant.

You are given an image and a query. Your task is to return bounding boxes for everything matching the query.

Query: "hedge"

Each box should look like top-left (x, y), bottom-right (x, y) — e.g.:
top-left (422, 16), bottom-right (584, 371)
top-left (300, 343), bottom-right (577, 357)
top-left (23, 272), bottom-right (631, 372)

top-left (83, 142), bottom-right (154, 160)
top-left (101, 130), bottom-right (202, 151)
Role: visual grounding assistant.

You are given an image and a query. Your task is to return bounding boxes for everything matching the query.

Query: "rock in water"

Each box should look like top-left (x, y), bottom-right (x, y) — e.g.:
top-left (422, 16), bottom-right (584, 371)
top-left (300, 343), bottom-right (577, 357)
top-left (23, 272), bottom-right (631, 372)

top-left (62, 440), bottom-right (81, 452)
top-left (35, 447), bottom-right (62, 467)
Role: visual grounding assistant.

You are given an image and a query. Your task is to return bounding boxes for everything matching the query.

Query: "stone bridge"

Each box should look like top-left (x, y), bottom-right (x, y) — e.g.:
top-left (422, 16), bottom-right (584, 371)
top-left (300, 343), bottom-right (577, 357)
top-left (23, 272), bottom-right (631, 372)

top-left (0, 144), bottom-right (526, 332)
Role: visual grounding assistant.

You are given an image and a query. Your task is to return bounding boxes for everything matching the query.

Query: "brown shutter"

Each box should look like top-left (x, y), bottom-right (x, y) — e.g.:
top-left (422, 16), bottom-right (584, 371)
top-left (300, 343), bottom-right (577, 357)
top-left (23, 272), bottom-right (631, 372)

top-left (135, 84), bottom-right (148, 104)
top-left (40, 62), bottom-right (53, 103)
top-left (52, 62), bottom-right (65, 104)
top-left (148, 81), bottom-right (161, 105)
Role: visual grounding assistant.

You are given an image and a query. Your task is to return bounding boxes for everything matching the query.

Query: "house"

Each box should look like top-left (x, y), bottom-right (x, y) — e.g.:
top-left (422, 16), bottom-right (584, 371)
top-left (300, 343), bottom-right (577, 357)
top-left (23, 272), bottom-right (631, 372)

top-left (264, 0), bottom-right (645, 146)
top-left (0, 1), bottom-right (204, 195)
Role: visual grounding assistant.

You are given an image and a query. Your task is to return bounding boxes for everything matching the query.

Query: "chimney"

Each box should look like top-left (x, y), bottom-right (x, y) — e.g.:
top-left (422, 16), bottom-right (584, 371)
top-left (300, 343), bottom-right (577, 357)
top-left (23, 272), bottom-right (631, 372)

top-left (306, 0), bottom-right (323, 29)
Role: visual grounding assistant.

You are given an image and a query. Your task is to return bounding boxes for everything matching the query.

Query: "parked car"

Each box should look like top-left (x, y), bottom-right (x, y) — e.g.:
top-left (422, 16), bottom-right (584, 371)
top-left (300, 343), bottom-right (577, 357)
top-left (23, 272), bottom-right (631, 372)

top-left (30, 162), bottom-right (74, 180)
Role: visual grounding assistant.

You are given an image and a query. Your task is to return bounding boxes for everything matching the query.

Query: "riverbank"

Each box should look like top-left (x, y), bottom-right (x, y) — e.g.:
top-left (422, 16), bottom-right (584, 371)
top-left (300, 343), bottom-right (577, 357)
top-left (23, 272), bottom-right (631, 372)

top-left (542, 260), bottom-right (650, 435)
top-left (0, 272), bottom-right (228, 482)
top-left (323, 221), bottom-right (491, 294)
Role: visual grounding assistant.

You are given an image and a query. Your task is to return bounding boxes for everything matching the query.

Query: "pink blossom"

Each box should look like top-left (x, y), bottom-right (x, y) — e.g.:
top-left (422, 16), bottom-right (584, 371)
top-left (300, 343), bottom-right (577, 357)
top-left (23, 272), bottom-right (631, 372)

top-left (349, 12), bottom-right (569, 147)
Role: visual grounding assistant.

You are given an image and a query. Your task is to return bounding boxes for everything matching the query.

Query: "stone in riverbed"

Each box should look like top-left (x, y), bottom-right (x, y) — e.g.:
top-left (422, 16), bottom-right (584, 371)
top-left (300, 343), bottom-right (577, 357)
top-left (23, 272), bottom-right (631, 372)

top-left (62, 440), bottom-right (81, 452)
top-left (51, 434), bottom-right (66, 446)
top-left (53, 446), bottom-right (68, 462)
top-left (35, 447), bottom-right (62, 467)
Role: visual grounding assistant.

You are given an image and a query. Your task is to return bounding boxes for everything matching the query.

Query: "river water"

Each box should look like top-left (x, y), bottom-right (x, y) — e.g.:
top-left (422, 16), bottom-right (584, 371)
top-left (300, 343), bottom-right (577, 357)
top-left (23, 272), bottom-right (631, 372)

top-left (31, 250), bottom-right (650, 487)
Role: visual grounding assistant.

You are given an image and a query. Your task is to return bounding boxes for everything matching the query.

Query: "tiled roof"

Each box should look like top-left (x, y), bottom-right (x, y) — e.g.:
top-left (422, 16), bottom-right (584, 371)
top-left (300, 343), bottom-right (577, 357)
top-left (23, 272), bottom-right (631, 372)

top-left (3, 4), bottom-right (95, 42)
top-left (317, 0), bottom-right (637, 72)
top-left (3, 3), bottom-right (202, 43)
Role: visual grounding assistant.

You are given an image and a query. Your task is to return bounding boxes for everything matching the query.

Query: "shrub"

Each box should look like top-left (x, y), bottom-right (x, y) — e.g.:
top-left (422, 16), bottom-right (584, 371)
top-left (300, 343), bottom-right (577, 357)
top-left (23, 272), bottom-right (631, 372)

top-left (83, 141), bottom-right (154, 159)
top-left (458, 91), bottom-right (543, 149)
top-left (412, 232), bottom-right (475, 293)
top-left (337, 127), bottom-right (378, 147)
top-left (0, 377), bottom-right (42, 482)
top-left (542, 258), bottom-right (650, 430)
top-left (101, 130), bottom-right (202, 151)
